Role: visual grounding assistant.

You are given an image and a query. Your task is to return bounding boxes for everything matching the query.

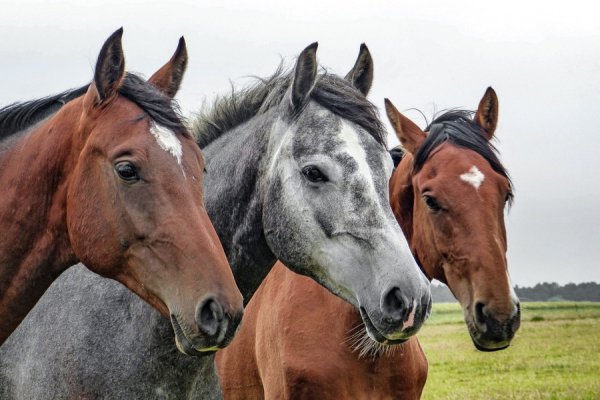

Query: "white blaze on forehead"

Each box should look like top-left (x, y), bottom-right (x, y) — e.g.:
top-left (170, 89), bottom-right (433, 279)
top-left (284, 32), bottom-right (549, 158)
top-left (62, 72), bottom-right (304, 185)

top-left (337, 120), bottom-right (405, 243)
top-left (150, 123), bottom-right (183, 165)
top-left (460, 166), bottom-right (485, 189)
top-left (338, 121), bottom-right (376, 194)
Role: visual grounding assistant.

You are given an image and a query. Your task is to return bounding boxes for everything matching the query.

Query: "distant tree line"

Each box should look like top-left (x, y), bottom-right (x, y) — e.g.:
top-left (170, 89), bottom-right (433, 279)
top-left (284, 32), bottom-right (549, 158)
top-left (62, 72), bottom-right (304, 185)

top-left (431, 281), bottom-right (600, 303)
top-left (514, 282), bottom-right (600, 302)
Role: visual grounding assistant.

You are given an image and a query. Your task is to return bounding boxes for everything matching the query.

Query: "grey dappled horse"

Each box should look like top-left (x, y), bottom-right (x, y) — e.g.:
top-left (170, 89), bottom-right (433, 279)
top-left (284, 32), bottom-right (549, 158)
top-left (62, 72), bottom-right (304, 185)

top-left (0, 44), bottom-right (430, 399)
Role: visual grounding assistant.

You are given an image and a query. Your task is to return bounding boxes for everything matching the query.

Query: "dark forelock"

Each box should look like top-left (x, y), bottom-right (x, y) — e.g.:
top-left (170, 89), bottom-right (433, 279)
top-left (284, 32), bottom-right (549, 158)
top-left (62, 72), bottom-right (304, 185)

top-left (118, 73), bottom-right (188, 137)
top-left (415, 110), bottom-right (513, 203)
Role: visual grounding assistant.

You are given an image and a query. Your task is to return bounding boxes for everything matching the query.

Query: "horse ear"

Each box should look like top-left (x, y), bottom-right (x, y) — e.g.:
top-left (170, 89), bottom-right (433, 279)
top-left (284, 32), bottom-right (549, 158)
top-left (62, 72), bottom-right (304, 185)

top-left (344, 43), bottom-right (373, 96)
top-left (148, 37), bottom-right (188, 99)
top-left (90, 28), bottom-right (125, 105)
top-left (384, 98), bottom-right (426, 155)
top-left (290, 42), bottom-right (318, 109)
top-left (474, 87), bottom-right (499, 140)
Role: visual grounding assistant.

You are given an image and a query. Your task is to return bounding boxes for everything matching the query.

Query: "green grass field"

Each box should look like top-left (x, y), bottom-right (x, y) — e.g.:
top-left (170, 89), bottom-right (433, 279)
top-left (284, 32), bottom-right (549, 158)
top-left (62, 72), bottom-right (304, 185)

top-left (419, 302), bottom-right (600, 399)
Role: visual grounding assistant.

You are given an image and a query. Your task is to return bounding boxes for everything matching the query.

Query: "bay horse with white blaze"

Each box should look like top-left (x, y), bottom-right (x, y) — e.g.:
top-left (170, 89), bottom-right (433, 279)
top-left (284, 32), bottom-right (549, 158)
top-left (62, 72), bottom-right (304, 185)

top-left (0, 43), bottom-right (430, 399)
top-left (216, 86), bottom-right (520, 399)
top-left (0, 29), bottom-right (243, 352)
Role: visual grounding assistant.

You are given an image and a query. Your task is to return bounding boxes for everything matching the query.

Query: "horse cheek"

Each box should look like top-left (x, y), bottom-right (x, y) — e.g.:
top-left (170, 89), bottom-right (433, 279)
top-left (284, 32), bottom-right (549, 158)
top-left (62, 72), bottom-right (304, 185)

top-left (66, 166), bottom-right (122, 276)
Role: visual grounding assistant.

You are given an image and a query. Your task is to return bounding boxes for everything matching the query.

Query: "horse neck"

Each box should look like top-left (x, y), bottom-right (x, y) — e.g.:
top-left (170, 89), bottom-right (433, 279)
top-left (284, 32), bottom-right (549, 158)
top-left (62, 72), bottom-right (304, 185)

top-left (201, 114), bottom-right (279, 304)
top-left (0, 100), bottom-right (82, 343)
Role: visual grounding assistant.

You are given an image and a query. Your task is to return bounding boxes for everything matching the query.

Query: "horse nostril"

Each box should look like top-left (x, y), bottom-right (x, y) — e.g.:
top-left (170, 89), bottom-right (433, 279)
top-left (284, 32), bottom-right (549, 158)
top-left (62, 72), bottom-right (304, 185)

top-left (474, 301), bottom-right (487, 326)
top-left (196, 298), bottom-right (224, 337)
top-left (509, 302), bottom-right (522, 334)
top-left (511, 302), bottom-right (521, 319)
top-left (382, 287), bottom-right (405, 322)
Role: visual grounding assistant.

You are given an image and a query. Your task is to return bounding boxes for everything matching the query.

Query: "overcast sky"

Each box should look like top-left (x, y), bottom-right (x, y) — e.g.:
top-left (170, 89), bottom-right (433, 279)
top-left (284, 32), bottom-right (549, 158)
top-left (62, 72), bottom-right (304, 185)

top-left (1, 0), bottom-right (598, 286)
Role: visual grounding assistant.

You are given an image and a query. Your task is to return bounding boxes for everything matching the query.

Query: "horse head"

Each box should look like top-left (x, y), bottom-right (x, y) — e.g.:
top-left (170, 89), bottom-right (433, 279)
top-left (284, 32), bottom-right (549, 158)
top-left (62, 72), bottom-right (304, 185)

top-left (261, 44), bottom-right (431, 343)
top-left (65, 30), bottom-right (243, 355)
top-left (386, 88), bottom-right (520, 350)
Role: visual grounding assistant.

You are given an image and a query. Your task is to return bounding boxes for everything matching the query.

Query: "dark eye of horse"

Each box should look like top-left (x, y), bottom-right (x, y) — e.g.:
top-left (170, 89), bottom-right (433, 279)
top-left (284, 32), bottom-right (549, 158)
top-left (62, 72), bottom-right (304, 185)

top-left (115, 161), bottom-right (139, 182)
top-left (302, 165), bottom-right (327, 183)
top-left (423, 194), bottom-right (442, 212)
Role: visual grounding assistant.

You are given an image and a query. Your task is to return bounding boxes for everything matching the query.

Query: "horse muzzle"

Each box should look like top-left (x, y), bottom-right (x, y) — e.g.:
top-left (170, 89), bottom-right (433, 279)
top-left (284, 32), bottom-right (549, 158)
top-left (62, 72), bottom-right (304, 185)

top-left (359, 288), bottom-right (431, 344)
top-left (468, 301), bottom-right (521, 352)
top-left (170, 299), bottom-right (243, 357)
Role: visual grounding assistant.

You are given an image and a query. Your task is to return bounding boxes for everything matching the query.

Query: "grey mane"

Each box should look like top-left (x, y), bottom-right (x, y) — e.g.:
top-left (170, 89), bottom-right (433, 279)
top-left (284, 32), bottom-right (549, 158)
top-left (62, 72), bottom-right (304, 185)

top-left (192, 64), bottom-right (386, 148)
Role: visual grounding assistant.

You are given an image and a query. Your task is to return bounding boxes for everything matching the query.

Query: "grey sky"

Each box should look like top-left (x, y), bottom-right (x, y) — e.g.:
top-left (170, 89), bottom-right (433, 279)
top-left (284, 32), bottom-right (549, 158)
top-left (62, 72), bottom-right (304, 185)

top-left (1, 0), bottom-right (598, 286)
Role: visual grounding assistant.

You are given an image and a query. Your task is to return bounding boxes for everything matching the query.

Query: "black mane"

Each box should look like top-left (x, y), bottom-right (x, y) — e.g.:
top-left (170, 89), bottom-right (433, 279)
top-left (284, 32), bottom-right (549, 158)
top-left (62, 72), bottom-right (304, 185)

top-left (0, 72), bottom-right (188, 142)
top-left (415, 110), bottom-right (513, 203)
top-left (0, 86), bottom-right (88, 139)
top-left (192, 65), bottom-right (385, 148)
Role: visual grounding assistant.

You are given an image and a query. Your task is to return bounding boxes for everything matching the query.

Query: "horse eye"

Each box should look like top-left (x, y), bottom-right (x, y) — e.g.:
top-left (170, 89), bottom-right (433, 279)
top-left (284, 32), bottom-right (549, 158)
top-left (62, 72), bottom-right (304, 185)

top-left (302, 165), bottom-right (327, 183)
top-left (115, 161), bottom-right (139, 182)
top-left (423, 194), bottom-right (442, 212)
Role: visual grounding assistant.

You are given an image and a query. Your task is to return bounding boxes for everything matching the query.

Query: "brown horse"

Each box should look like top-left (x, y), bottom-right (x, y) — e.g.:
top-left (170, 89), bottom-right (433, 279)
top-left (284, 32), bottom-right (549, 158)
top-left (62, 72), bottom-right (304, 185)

top-left (0, 29), bottom-right (243, 353)
top-left (216, 87), bottom-right (520, 399)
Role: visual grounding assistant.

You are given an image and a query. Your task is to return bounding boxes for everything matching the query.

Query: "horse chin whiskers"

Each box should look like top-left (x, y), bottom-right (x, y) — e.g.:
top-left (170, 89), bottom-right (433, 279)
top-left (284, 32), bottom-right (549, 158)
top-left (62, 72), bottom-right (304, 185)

top-left (345, 323), bottom-right (401, 360)
top-left (170, 312), bottom-right (195, 347)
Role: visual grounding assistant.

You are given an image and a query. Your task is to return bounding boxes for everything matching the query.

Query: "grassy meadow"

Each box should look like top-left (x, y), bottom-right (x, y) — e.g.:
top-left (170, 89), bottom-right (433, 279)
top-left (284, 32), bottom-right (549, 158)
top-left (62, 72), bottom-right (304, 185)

top-left (419, 302), bottom-right (600, 399)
